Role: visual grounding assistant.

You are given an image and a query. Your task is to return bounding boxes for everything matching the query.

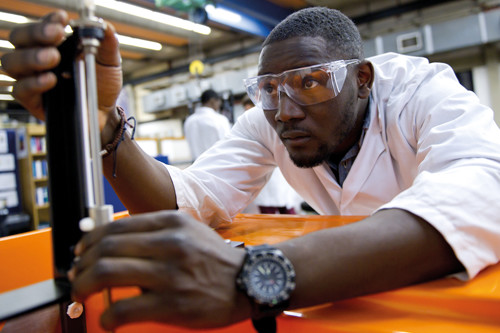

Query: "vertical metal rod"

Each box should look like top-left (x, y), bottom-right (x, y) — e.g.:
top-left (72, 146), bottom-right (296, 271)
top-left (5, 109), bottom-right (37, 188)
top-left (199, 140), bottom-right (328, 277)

top-left (76, 2), bottom-right (114, 331)
top-left (84, 51), bottom-right (106, 210)
top-left (82, 35), bottom-right (115, 333)
top-left (75, 59), bottom-right (95, 208)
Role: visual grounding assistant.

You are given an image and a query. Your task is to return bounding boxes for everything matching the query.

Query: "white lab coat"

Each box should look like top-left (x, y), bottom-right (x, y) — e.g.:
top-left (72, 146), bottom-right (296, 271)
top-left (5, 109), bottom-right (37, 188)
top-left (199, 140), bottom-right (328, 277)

top-left (252, 167), bottom-right (303, 210)
top-left (167, 53), bottom-right (500, 279)
top-left (184, 106), bottom-right (232, 159)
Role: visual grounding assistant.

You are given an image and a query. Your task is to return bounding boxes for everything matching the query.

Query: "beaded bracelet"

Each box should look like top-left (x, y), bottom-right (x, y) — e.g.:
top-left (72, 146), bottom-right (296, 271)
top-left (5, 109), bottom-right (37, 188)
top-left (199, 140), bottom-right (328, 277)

top-left (100, 106), bottom-right (136, 177)
top-left (100, 106), bottom-right (130, 158)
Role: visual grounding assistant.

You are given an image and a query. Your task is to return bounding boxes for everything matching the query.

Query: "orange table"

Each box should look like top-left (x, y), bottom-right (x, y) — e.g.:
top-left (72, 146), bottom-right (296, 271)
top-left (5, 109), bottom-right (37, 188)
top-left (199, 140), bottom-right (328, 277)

top-left (1, 214), bottom-right (500, 332)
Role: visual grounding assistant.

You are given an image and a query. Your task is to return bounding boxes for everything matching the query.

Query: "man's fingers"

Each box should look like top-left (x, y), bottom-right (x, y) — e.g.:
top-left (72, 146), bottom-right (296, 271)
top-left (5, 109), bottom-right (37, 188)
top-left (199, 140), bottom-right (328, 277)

top-left (2, 47), bottom-right (61, 79)
top-left (73, 232), bottom-right (161, 272)
top-left (96, 21), bottom-right (121, 67)
top-left (72, 228), bottom-right (194, 277)
top-left (42, 10), bottom-right (69, 24)
top-left (75, 211), bottom-right (185, 255)
top-left (101, 293), bottom-right (178, 330)
top-left (10, 11), bottom-right (68, 48)
top-left (71, 258), bottom-right (171, 302)
top-left (11, 72), bottom-right (57, 120)
top-left (100, 291), bottom-right (233, 330)
top-left (99, 294), bottom-right (173, 331)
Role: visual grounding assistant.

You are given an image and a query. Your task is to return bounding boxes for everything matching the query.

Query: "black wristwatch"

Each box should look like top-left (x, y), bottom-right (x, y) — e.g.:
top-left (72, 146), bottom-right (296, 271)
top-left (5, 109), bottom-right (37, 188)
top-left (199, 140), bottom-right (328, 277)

top-left (236, 244), bottom-right (296, 333)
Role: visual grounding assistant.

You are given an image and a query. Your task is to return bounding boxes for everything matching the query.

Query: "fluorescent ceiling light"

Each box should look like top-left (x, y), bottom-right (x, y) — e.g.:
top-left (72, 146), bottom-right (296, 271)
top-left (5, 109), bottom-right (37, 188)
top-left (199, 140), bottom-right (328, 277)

top-left (95, 0), bottom-right (211, 35)
top-left (0, 11), bottom-right (30, 24)
top-left (0, 40), bottom-right (14, 49)
top-left (0, 74), bottom-right (15, 82)
top-left (0, 94), bottom-right (14, 101)
top-left (205, 4), bottom-right (241, 23)
top-left (64, 26), bottom-right (161, 51)
top-left (117, 34), bottom-right (162, 51)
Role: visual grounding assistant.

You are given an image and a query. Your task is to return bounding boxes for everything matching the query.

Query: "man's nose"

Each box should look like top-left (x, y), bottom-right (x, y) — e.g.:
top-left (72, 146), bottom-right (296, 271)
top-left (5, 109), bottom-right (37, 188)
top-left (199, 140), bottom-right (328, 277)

top-left (275, 91), bottom-right (306, 122)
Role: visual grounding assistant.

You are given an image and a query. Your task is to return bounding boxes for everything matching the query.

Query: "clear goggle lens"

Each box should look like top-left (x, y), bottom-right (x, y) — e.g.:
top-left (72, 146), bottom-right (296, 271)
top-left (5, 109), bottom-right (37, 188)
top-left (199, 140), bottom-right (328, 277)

top-left (243, 59), bottom-right (360, 110)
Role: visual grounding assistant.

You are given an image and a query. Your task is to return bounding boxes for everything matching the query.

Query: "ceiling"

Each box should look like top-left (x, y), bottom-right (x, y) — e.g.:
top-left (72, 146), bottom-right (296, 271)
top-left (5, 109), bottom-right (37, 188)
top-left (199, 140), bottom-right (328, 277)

top-left (1, 0), bottom-right (499, 87)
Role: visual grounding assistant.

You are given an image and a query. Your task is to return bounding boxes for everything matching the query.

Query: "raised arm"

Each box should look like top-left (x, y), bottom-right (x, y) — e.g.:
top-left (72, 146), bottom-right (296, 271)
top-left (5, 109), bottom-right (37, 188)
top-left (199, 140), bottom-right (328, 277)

top-left (101, 132), bottom-right (177, 213)
top-left (1, 11), bottom-right (177, 214)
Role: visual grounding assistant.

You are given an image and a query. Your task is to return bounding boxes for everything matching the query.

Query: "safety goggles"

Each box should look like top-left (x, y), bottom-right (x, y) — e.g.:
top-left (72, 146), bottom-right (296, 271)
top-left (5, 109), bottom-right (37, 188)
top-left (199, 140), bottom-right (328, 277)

top-left (243, 59), bottom-right (360, 110)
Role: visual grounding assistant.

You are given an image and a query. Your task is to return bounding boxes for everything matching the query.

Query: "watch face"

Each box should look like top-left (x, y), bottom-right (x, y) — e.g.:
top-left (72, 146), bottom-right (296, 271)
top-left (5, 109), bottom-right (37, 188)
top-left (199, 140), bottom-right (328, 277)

top-left (243, 250), bottom-right (296, 306)
top-left (250, 258), bottom-right (287, 304)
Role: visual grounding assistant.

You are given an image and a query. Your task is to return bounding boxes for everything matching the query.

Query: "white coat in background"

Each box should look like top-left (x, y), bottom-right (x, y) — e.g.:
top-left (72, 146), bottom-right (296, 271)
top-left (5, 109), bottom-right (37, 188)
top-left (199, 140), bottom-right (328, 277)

top-left (252, 168), bottom-right (303, 213)
top-left (184, 106), bottom-right (231, 159)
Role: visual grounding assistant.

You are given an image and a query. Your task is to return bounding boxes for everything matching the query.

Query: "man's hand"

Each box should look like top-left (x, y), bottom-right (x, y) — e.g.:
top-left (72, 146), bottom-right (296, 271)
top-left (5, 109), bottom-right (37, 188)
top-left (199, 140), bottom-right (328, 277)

top-left (1, 10), bottom-right (123, 134)
top-left (68, 211), bottom-right (250, 330)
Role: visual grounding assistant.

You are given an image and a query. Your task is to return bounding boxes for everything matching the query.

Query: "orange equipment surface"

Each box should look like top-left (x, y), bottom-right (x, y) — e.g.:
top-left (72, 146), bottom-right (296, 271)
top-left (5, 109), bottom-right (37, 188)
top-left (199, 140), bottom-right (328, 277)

top-left (1, 213), bottom-right (500, 332)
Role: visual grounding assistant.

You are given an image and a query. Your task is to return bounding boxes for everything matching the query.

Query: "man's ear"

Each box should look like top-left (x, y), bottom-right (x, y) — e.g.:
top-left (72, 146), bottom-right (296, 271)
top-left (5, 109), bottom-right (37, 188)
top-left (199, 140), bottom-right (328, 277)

top-left (357, 60), bottom-right (374, 99)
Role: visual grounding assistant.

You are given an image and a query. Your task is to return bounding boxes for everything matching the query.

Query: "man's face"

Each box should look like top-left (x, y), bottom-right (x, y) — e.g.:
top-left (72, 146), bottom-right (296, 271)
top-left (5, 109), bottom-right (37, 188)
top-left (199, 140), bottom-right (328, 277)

top-left (258, 36), bottom-right (366, 168)
top-left (213, 98), bottom-right (222, 111)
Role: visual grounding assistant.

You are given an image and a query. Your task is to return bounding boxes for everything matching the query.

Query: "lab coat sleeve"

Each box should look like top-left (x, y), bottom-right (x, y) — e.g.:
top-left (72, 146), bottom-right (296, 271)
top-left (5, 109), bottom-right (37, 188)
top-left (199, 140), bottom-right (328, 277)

top-left (377, 58), bottom-right (500, 279)
top-left (166, 108), bottom-right (278, 227)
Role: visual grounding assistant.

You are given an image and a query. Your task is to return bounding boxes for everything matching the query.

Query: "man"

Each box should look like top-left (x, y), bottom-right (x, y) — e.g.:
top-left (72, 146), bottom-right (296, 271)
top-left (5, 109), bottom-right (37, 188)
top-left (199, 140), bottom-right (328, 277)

top-left (3, 6), bottom-right (500, 332)
top-left (184, 89), bottom-right (231, 160)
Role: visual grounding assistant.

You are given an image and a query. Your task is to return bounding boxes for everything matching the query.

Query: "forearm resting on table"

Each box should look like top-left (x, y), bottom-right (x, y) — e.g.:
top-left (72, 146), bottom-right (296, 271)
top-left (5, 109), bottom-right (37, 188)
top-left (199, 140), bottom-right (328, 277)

top-left (277, 208), bottom-right (464, 310)
top-left (103, 131), bottom-right (177, 214)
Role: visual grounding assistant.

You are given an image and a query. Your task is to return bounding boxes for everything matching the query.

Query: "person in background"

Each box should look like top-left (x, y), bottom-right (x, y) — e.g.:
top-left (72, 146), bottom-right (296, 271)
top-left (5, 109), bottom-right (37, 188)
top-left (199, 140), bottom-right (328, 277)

top-left (242, 95), bottom-right (302, 215)
top-left (241, 95), bottom-right (254, 111)
top-left (3, 7), bottom-right (500, 332)
top-left (184, 89), bottom-right (231, 159)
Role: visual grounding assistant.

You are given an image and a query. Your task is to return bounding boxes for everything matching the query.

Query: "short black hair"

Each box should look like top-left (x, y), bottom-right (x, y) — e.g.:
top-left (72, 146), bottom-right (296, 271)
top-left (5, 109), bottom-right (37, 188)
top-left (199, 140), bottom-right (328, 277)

top-left (263, 7), bottom-right (364, 60)
top-left (201, 89), bottom-right (220, 104)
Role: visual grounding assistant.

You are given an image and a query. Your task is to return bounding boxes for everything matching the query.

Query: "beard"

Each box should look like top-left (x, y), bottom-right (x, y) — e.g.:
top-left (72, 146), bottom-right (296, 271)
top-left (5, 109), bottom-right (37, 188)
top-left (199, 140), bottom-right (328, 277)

top-left (285, 114), bottom-right (355, 168)
top-left (287, 142), bottom-right (330, 168)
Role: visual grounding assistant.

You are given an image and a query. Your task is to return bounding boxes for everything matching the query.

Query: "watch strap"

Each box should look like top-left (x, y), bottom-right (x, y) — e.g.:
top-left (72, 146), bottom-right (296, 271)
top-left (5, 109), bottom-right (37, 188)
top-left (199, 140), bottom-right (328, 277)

top-left (246, 247), bottom-right (280, 333)
top-left (252, 317), bottom-right (277, 333)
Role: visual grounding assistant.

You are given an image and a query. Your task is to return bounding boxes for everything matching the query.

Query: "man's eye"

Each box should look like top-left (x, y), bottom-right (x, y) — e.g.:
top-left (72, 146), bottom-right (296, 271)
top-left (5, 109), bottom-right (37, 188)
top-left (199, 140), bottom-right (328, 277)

top-left (262, 84), bottom-right (277, 95)
top-left (303, 78), bottom-right (319, 90)
top-left (301, 71), bottom-right (329, 90)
